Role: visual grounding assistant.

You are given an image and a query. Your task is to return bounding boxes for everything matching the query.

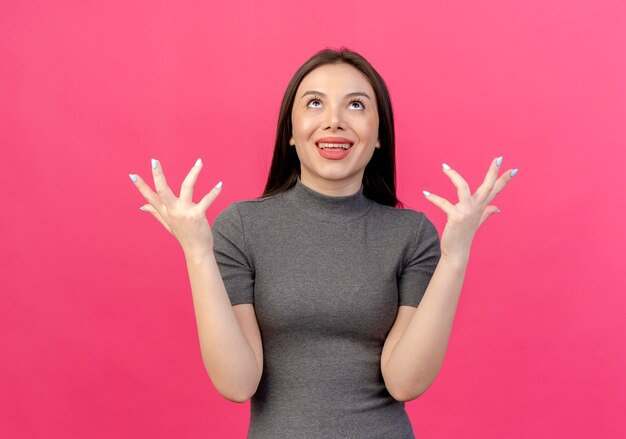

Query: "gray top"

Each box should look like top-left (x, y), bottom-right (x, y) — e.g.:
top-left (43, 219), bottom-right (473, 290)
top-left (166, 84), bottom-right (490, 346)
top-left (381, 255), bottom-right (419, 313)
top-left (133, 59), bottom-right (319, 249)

top-left (212, 178), bottom-right (441, 439)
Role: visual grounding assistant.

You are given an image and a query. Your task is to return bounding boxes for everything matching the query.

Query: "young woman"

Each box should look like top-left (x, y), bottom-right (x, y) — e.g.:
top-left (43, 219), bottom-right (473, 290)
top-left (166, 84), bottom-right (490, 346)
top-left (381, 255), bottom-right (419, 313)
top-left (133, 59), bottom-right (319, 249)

top-left (129, 48), bottom-right (518, 438)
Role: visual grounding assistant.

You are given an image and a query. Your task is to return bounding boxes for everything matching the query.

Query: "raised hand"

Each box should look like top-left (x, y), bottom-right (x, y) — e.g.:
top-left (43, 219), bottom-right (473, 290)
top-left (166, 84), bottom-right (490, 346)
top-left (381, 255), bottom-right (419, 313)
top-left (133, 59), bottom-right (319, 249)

top-left (422, 156), bottom-right (519, 260)
top-left (129, 158), bottom-right (222, 257)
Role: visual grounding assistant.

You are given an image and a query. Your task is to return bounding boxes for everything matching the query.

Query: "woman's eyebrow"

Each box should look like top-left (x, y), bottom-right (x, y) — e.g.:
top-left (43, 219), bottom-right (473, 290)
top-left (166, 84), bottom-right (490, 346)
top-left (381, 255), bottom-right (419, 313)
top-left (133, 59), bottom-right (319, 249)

top-left (301, 90), bottom-right (371, 100)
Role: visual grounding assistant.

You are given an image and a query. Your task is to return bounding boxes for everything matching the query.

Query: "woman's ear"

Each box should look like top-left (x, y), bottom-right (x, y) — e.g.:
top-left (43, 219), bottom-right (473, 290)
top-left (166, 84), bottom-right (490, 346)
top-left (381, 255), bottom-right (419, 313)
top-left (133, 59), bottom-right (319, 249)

top-left (375, 139), bottom-right (380, 149)
top-left (289, 136), bottom-right (295, 146)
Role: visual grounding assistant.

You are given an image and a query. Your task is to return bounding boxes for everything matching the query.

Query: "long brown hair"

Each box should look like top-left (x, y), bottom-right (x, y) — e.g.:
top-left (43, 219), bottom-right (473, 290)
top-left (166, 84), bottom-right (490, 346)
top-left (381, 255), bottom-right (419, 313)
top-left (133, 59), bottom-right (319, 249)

top-left (261, 47), bottom-right (402, 208)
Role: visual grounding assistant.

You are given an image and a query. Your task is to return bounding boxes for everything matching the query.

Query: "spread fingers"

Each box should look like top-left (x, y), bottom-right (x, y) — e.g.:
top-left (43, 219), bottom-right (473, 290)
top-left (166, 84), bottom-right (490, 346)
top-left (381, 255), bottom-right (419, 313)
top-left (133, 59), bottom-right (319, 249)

top-left (179, 158), bottom-right (204, 205)
top-left (441, 163), bottom-right (472, 204)
top-left (150, 159), bottom-right (176, 207)
top-left (129, 173), bottom-right (167, 218)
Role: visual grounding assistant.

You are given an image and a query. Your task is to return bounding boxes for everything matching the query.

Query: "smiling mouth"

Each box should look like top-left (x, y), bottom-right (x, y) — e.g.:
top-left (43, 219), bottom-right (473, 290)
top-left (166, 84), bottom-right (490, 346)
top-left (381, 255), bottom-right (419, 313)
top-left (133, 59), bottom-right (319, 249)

top-left (316, 142), bottom-right (353, 150)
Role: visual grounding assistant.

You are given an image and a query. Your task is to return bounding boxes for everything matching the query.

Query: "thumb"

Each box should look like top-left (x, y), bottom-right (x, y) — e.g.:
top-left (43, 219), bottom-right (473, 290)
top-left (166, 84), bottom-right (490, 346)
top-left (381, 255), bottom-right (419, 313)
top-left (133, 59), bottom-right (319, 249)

top-left (479, 206), bottom-right (501, 226)
top-left (140, 204), bottom-right (174, 235)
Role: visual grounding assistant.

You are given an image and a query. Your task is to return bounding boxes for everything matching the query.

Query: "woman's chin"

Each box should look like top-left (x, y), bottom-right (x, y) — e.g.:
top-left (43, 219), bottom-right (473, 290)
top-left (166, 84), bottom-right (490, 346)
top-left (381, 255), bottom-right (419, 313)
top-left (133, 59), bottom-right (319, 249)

top-left (303, 168), bottom-right (363, 185)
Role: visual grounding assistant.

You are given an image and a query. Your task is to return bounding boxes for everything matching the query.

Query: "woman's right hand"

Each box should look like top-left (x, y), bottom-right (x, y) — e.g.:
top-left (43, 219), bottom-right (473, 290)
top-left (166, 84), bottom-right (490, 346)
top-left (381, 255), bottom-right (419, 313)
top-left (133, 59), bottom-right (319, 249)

top-left (129, 158), bottom-right (222, 257)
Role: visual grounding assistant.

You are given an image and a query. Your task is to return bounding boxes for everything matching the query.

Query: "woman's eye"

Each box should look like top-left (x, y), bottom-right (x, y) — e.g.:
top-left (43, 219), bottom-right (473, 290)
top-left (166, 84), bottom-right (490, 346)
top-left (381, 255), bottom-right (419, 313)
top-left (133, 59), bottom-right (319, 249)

top-left (306, 98), bottom-right (364, 110)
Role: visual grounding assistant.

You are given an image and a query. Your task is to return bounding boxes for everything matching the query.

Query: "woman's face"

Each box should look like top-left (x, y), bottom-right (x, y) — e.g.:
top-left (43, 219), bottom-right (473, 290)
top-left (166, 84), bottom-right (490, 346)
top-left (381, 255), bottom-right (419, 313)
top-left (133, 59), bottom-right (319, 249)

top-left (289, 63), bottom-right (380, 195)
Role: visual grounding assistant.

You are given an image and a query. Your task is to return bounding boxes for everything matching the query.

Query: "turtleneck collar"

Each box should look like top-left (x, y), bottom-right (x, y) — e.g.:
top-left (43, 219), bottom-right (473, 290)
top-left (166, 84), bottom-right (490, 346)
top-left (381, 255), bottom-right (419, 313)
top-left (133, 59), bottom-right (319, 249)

top-left (282, 177), bottom-right (373, 222)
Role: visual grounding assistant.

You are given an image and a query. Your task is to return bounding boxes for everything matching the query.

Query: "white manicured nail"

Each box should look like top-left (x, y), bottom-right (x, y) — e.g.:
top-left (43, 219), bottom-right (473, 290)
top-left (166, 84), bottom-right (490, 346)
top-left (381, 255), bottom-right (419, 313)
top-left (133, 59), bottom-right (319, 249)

top-left (215, 181), bottom-right (223, 189)
top-left (195, 158), bottom-right (202, 167)
top-left (422, 190), bottom-right (431, 197)
top-left (442, 163), bottom-right (451, 170)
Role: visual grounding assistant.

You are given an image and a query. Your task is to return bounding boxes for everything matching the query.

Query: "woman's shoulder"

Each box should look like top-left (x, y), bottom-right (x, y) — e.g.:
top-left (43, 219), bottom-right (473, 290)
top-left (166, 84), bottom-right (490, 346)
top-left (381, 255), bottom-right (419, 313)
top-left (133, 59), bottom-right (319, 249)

top-left (370, 203), bottom-right (438, 234)
top-left (214, 192), bottom-right (283, 224)
top-left (372, 201), bottom-right (427, 221)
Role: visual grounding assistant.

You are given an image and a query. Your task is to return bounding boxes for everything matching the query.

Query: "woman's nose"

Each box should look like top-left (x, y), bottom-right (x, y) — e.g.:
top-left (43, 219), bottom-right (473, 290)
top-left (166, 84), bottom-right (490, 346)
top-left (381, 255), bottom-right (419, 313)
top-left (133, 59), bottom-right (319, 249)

top-left (323, 106), bottom-right (345, 130)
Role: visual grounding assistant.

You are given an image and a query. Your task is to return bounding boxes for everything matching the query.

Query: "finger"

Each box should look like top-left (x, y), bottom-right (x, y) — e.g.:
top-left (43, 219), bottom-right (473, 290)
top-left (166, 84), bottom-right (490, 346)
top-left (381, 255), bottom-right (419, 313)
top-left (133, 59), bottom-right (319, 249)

top-left (198, 181), bottom-right (223, 212)
top-left (473, 156), bottom-right (502, 205)
top-left (441, 163), bottom-right (472, 204)
top-left (180, 158), bottom-right (203, 205)
top-left (151, 158), bottom-right (177, 207)
top-left (483, 168), bottom-right (517, 208)
top-left (140, 204), bottom-right (174, 235)
top-left (478, 206), bottom-right (500, 227)
top-left (422, 190), bottom-right (455, 216)
top-left (129, 173), bottom-right (167, 218)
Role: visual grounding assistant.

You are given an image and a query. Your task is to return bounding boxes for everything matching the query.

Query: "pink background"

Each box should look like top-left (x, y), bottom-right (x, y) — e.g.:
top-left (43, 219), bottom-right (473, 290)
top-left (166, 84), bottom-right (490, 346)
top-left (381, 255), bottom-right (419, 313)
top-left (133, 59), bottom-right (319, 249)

top-left (2, 0), bottom-right (625, 437)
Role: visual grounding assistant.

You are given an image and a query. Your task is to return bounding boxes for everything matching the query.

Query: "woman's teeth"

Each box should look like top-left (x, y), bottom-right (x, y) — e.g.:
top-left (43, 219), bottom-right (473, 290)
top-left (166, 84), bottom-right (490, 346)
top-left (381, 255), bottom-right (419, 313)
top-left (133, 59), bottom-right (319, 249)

top-left (317, 143), bottom-right (352, 149)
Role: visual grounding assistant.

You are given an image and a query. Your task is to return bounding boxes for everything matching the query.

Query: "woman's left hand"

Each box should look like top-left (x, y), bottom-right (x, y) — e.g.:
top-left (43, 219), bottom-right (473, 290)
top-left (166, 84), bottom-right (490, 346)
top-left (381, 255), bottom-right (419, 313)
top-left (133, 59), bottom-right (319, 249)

top-left (423, 156), bottom-right (518, 260)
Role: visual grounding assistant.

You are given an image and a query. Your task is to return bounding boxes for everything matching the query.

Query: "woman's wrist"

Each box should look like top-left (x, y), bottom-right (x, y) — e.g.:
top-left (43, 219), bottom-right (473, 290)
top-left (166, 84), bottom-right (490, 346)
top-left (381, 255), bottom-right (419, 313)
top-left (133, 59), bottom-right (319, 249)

top-left (440, 251), bottom-right (470, 270)
top-left (183, 245), bottom-right (215, 264)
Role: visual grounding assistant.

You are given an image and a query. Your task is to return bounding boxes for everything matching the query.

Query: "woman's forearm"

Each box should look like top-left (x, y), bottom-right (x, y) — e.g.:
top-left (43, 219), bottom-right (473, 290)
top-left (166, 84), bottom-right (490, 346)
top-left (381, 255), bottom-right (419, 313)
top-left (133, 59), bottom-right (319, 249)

top-left (184, 248), bottom-right (261, 402)
top-left (385, 253), bottom-right (469, 401)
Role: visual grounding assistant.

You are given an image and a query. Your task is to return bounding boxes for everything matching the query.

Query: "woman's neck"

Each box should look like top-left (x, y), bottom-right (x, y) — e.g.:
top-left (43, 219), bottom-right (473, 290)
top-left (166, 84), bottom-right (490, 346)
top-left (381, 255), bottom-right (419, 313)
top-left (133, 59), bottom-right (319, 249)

top-left (299, 171), bottom-right (364, 197)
